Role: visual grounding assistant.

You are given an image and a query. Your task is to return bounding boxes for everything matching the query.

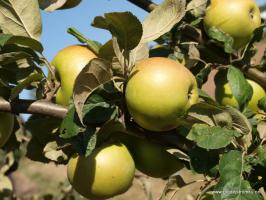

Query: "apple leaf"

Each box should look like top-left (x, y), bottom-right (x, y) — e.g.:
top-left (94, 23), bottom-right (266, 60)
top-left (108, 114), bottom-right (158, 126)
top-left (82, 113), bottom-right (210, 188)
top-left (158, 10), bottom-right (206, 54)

top-left (43, 141), bottom-right (68, 162)
top-left (207, 27), bottom-right (234, 53)
top-left (258, 96), bottom-right (266, 112)
top-left (73, 58), bottom-right (113, 123)
top-left (67, 27), bottom-right (101, 54)
top-left (0, 44), bottom-right (41, 67)
top-left (71, 127), bottom-right (97, 157)
top-left (0, 174), bottom-right (13, 196)
top-left (98, 40), bottom-right (116, 61)
top-left (257, 121), bottom-right (266, 140)
top-left (0, 0), bottom-right (42, 41)
top-left (227, 66), bottom-right (253, 111)
top-left (214, 150), bottom-right (262, 200)
top-left (38, 0), bottom-right (67, 11)
top-left (10, 71), bottom-right (43, 100)
top-left (92, 12), bottom-right (142, 50)
top-left (189, 146), bottom-right (219, 176)
top-left (187, 123), bottom-right (241, 150)
top-left (186, 0), bottom-right (208, 17)
top-left (251, 145), bottom-right (266, 168)
top-left (196, 65), bottom-right (211, 88)
top-left (60, 104), bottom-right (86, 139)
top-left (141, 0), bottom-right (186, 43)
top-left (82, 81), bottom-right (121, 125)
top-left (25, 116), bottom-right (62, 163)
top-left (0, 34), bottom-right (43, 53)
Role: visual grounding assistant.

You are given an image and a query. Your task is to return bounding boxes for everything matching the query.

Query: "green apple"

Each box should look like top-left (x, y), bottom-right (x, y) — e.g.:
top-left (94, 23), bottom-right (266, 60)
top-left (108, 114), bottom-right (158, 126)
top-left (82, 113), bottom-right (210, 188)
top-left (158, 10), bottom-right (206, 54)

top-left (215, 72), bottom-right (266, 112)
top-left (204, 0), bottom-right (261, 49)
top-left (125, 57), bottom-right (198, 132)
top-left (116, 133), bottom-right (184, 178)
top-left (51, 45), bottom-right (96, 106)
top-left (67, 142), bottom-right (135, 199)
top-left (60, 0), bottom-right (81, 9)
top-left (0, 112), bottom-right (14, 147)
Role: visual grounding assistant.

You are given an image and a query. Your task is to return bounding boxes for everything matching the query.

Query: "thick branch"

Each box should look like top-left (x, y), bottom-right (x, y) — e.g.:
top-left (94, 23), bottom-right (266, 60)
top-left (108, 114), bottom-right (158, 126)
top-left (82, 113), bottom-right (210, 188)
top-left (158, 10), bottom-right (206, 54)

top-left (0, 98), bottom-right (67, 119)
top-left (243, 67), bottom-right (266, 89)
top-left (127, 0), bottom-right (157, 12)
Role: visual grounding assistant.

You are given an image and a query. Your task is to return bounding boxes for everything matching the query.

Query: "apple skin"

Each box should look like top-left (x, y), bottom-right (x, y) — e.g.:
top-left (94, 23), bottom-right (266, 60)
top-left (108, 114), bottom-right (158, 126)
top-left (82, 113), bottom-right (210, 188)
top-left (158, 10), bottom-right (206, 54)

top-left (51, 45), bottom-right (96, 106)
top-left (60, 0), bottom-right (81, 9)
top-left (204, 0), bottom-right (261, 49)
top-left (0, 112), bottom-right (14, 147)
top-left (116, 133), bottom-right (184, 178)
top-left (125, 57), bottom-right (198, 132)
top-left (67, 142), bottom-right (135, 199)
top-left (215, 73), bottom-right (266, 112)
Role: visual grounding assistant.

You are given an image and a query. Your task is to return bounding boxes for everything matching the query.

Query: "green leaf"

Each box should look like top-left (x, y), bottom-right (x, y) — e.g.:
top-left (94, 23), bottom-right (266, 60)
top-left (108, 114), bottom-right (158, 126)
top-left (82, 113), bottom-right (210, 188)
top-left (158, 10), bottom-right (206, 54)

top-left (207, 27), bottom-right (234, 53)
top-left (73, 58), bottom-right (112, 123)
top-left (198, 89), bottom-right (218, 105)
top-left (254, 145), bottom-right (266, 167)
top-left (43, 141), bottom-right (68, 162)
top-left (187, 124), bottom-right (240, 149)
top-left (38, 0), bottom-right (67, 12)
top-left (214, 150), bottom-right (262, 200)
top-left (227, 66), bottom-right (253, 110)
top-left (186, 0), bottom-right (208, 17)
top-left (83, 81), bottom-right (121, 125)
top-left (60, 104), bottom-right (85, 139)
top-left (196, 65), bottom-right (211, 88)
top-left (0, 0), bottom-right (42, 41)
top-left (10, 72), bottom-right (43, 100)
top-left (72, 127), bottom-right (97, 157)
top-left (92, 12), bottom-right (142, 50)
top-left (25, 116), bottom-right (62, 163)
top-left (141, 0), bottom-right (186, 43)
top-left (258, 96), bottom-right (266, 112)
top-left (98, 39), bottom-right (116, 61)
top-left (0, 34), bottom-right (43, 53)
top-left (189, 147), bottom-right (219, 176)
top-left (67, 27), bottom-right (101, 54)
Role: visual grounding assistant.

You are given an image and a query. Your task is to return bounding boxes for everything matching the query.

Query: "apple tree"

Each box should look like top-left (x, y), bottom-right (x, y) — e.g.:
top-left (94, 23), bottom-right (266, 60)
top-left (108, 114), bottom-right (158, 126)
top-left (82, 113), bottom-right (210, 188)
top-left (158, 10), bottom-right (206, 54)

top-left (0, 0), bottom-right (266, 199)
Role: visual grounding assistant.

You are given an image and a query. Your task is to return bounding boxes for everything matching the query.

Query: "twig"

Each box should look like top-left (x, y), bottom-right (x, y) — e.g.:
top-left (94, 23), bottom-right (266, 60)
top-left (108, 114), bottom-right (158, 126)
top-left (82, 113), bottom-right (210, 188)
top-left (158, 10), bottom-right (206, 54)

top-left (127, 0), bottom-right (157, 12)
top-left (0, 98), bottom-right (67, 119)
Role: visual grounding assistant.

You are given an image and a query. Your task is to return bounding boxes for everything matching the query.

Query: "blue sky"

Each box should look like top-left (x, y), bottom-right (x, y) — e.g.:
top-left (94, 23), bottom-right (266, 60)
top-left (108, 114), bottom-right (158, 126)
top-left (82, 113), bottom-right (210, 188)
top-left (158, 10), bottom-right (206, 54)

top-left (40, 0), bottom-right (265, 62)
top-left (21, 0), bottom-right (265, 101)
top-left (41, 0), bottom-right (161, 61)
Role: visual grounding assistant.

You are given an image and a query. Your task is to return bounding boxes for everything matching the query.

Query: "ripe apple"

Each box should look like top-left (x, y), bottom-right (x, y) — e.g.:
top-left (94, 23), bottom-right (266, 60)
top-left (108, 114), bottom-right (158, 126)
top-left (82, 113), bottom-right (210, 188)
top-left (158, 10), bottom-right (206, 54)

top-left (60, 0), bottom-right (81, 9)
top-left (0, 112), bottom-right (14, 147)
top-left (125, 57), bottom-right (198, 132)
top-left (67, 142), bottom-right (135, 199)
top-left (215, 72), bottom-right (266, 112)
top-left (116, 133), bottom-right (184, 178)
top-left (203, 0), bottom-right (261, 49)
top-left (51, 45), bottom-right (96, 106)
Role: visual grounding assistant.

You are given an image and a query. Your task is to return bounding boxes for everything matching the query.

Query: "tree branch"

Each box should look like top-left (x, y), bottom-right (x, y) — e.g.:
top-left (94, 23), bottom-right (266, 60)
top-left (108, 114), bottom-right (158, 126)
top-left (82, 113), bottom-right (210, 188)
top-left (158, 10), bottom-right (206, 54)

top-left (0, 98), bottom-right (67, 119)
top-left (243, 67), bottom-right (266, 89)
top-left (127, 0), bottom-right (157, 12)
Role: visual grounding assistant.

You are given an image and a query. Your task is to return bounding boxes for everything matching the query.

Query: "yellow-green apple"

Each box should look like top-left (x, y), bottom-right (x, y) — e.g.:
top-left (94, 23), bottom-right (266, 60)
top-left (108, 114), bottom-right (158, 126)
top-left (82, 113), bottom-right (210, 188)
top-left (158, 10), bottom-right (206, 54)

top-left (215, 73), bottom-right (265, 112)
top-left (0, 112), bottom-right (14, 147)
top-left (67, 142), bottom-right (135, 199)
top-left (116, 133), bottom-right (184, 178)
top-left (125, 57), bottom-right (198, 132)
top-left (204, 0), bottom-right (261, 49)
top-left (51, 45), bottom-right (96, 106)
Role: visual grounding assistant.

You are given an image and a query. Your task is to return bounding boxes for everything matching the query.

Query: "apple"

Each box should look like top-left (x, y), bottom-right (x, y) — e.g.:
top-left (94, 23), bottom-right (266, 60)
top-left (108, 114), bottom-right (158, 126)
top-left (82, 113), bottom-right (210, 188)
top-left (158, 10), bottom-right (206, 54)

top-left (0, 112), bottom-right (14, 147)
top-left (67, 142), bottom-right (135, 199)
top-left (60, 0), bottom-right (81, 9)
top-left (51, 45), bottom-right (96, 106)
top-left (116, 133), bottom-right (184, 178)
top-left (203, 0), bottom-right (261, 49)
top-left (125, 57), bottom-right (198, 132)
top-left (215, 72), bottom-right (266, 112)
